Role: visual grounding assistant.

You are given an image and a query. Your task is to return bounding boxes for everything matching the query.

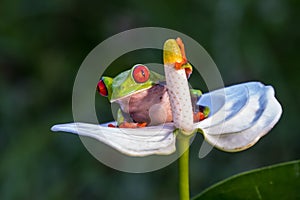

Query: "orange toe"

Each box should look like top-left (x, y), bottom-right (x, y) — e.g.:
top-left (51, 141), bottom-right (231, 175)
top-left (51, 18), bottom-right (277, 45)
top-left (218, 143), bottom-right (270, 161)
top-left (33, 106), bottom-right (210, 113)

top-left (194, 112), bottom-right (205, 122)
top-left (119, 122), bottom-right (147, 128)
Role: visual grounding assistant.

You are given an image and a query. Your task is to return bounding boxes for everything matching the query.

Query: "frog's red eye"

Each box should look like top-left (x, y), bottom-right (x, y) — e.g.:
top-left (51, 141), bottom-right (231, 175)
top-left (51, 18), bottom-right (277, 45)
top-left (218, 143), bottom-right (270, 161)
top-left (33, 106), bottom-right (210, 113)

top-left (97, 78), bottom-right (108, 97)
top-left (132, 65), bottom-right (150, 83)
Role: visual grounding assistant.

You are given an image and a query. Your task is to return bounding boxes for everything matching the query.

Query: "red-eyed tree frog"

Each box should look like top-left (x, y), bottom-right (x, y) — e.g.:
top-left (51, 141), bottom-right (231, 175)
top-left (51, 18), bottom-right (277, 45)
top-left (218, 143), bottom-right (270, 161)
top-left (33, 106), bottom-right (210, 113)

top-left (97, 64), bottom-right (209, 128)
top-left (97, 61), bottom-right (209, 128)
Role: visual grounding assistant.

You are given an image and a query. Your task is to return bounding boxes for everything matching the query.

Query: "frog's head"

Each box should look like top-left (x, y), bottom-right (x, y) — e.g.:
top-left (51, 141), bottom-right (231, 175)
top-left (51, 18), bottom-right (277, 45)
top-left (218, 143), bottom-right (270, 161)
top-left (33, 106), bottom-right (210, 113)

top-left (97, 64), bottom-right (165, 103)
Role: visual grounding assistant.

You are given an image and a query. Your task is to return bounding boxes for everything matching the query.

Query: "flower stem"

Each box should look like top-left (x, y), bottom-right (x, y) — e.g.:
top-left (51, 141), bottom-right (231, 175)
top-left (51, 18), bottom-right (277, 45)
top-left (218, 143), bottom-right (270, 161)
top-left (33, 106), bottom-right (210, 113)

top-left (178, 133), bottom-right (191, 200)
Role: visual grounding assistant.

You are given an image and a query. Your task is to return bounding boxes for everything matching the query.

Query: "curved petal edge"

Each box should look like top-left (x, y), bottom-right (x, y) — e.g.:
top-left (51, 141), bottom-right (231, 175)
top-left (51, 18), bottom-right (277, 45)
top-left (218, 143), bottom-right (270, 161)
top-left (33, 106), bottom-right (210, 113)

top-left (51, 122), bottom-right (176, 156)
top-left (195, 82), bottom-right (282, 152)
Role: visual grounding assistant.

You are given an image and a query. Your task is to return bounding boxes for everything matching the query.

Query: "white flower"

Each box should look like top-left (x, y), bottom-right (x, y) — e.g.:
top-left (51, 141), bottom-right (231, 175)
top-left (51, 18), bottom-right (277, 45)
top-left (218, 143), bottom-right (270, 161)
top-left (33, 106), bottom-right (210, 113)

top-left (51, 82), bottom-right (282, 156)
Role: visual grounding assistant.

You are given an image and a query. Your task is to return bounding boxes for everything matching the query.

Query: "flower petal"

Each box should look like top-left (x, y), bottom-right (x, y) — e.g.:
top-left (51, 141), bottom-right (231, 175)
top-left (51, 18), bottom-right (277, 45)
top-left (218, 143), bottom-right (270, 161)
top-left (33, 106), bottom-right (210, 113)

top-left (51, 122), bottom-right (176, 156)
top-left (194, 82), bottom-right (282, 151)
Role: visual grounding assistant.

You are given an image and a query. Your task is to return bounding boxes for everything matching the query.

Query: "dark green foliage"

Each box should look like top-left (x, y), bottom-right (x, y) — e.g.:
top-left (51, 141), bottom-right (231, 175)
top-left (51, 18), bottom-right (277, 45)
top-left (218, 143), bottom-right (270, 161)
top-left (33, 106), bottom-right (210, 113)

top-left (193, 160), bottom-right (300, 200)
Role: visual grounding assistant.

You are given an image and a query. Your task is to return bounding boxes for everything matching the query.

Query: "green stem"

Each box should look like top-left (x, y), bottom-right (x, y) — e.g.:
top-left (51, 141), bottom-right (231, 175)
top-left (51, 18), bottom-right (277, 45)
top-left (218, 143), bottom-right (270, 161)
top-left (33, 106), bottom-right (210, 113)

top-left (178, 133), bottom-right (191, 200)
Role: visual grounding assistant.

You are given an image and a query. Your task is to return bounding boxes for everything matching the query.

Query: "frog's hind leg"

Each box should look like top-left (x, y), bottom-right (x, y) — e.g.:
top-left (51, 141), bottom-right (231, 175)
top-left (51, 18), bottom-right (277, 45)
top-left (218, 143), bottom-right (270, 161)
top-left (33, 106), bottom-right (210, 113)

top-left (116, 109), bottom-right (147, 128)
top-left (119, 122), bottom-right (147, 128)
top-left (193, 105), bottom-right (210, 122)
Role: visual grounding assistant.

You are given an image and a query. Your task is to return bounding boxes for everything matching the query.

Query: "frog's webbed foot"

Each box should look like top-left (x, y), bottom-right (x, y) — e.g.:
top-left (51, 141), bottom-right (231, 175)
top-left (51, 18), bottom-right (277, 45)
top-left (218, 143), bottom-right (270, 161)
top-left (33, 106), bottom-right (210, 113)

top-left (193, 105), bottom-right (210, 122)
top-left (193, 111), bottom-right (205, 122)
top-left (108, 123), bottom-right (117, 128)
top-left (174, 59), bottom-right (187, 70)
top-left (118, 122), bottom-right (147, 128)
top-left (114, 108), bottom-right (148, 128)
top-left (174, 38), bottom-right (192, 78)
top-left (174, 38), bottom-right (187, 69)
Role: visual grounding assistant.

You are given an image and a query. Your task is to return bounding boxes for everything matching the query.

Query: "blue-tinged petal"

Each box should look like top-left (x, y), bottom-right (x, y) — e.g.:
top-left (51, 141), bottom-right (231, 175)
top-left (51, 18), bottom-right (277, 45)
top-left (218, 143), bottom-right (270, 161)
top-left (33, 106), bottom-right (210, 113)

top-left (51, 122), bottom-right (176, 156)
top-left (195, 82), bottom-right (282, 152)
top-left (195, 82), bottom-right (250, 130)
top-left (196, 82), bottom-right (270, 134)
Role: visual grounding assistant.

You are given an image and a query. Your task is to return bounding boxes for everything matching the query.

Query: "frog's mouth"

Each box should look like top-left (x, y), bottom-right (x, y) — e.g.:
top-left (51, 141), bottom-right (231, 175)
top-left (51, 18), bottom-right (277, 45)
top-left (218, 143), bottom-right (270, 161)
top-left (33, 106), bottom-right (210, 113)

top-left (110, 82), bottom-right (166, 103)
top-left (110, 86), bottom-right (153, 104)
top-left (110, 87), bottom-right (152, 114)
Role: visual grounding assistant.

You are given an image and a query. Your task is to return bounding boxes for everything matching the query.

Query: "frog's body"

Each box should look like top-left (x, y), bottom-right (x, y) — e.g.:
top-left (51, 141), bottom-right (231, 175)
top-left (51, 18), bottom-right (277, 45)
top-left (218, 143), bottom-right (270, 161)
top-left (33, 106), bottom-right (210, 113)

top-left (116, 83), bottom-right (173, 126)
top-left (97, 64), bottom-right (208, 128)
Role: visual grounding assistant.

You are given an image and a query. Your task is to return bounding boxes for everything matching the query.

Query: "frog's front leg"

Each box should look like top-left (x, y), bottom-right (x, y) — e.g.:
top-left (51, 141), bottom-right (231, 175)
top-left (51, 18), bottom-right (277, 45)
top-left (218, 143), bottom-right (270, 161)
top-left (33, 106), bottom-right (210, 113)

top-left (190, 89), bottom-right (210, 122)
top-left (117, 109), bottom-right (147, 128)
top-left (190, 89), bottom-right (202, 99)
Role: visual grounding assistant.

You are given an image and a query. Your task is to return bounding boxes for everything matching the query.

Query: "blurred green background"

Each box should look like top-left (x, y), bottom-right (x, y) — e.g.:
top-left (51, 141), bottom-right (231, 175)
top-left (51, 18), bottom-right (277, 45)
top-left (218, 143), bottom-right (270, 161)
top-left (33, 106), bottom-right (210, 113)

top-left (1, 0), bottom-right (299, 199)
